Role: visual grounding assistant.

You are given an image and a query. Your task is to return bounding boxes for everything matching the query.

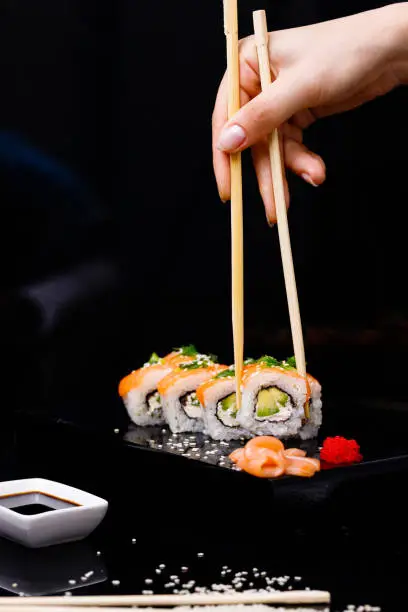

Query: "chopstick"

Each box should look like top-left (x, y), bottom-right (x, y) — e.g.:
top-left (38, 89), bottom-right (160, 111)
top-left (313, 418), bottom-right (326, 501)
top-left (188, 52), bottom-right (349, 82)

top-left (223, 0), bottom-right (244, 412)
top-left (0, 589), bottom-right (331, 607)
top-left (252, 10), bottom-right (309, 418)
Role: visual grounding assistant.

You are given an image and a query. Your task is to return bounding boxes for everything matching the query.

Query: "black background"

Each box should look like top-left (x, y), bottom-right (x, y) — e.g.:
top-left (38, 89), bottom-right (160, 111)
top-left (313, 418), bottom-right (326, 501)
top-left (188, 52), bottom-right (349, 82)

top-left (1, 0), bottom-right (407, 422)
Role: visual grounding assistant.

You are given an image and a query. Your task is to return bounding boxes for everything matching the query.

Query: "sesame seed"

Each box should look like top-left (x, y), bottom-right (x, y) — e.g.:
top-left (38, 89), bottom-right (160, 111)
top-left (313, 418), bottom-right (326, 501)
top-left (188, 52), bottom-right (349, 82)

top-left (114, 429), bottom-right (119, 434)
top-left (197, 552), bottom-right (204, 557)
top-left (132, 538), bottom-right (136, 544)
top-left (111, 580), bottom-right (120, 586)
top-left (68, 580), bottom-right (76, 585)
top-left (142, 590), bottom-right (153, 595)
top-left (145, 579), bottom-right (153, 585)
top-left (12, 583), bottom-right (18, 588)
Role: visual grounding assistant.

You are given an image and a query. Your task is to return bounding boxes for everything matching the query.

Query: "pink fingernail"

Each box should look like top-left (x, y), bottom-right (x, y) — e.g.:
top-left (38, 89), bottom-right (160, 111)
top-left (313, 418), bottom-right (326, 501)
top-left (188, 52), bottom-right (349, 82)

top-left (217, 124), bottom-right (246, 152)
top-left (301, 173), bottom-right (318, 187)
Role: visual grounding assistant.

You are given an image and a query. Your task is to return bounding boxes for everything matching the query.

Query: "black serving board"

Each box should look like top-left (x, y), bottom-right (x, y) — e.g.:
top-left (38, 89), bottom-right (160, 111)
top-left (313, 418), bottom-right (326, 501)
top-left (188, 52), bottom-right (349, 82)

top-left (12, 394), bottom-right (408, 528)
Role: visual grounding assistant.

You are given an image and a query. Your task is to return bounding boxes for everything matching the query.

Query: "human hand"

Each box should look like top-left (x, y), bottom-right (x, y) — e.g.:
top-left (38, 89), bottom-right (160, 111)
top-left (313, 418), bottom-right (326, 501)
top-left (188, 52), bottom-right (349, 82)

top-left (213, 3), bottom-right (408, 223)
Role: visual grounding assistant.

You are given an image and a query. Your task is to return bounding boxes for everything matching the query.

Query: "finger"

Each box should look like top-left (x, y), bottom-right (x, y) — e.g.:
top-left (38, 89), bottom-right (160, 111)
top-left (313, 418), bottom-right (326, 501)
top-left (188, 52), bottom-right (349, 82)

top-left (251, 140), bottom-right (276, 224)
top-left (212, 74), bottom-right (231, 201)
top-left (212, 73), bottom-right (252, 202)
top-left (281, 122), bottom-right (303, 143)
top-left (216, 71), bottom-right (309, 153)
top-left (251, 137), bottom-right (290, 226)
top-left (284, 139), bottom-right (326, 186)
top-left (291, 108), bottom-right (317, 130)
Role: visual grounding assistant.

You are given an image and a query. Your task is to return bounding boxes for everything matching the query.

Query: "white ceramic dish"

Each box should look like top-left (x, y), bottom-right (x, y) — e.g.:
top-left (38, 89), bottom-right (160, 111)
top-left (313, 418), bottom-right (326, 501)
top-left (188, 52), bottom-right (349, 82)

top-left (0, 478), bottom-right (108, 548)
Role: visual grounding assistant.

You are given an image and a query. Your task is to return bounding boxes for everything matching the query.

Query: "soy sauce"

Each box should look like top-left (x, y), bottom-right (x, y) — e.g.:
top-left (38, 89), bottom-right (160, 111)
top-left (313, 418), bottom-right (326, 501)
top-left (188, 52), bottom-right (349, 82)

top-left (11, 503), bottom-right (55, 515)
top-left (0, 491), bottom-right (80, 514)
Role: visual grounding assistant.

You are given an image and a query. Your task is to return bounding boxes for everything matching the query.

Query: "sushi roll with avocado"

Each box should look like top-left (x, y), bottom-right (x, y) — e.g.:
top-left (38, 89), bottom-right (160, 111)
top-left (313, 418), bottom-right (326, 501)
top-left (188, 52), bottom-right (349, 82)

top-left (158, 354), bottom-right (227, 434)
top-left (118, 346), bottom-right (198, 427)
top-left (300, 374), bottom-right (322, 440)
top-left (197, 367), bottom-right (251, 441)
top-left (238, 356), bottom-right (321, 440)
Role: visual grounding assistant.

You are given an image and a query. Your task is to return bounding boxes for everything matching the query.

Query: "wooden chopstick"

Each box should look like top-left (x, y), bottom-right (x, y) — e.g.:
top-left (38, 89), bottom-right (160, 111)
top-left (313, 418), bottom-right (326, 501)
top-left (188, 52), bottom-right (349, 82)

top-left (253, 10), bottom-right (309, 418)
top-left (223, 0), bottom-right (244, 412)
top-left (0, 589), bottom-right (331, 607)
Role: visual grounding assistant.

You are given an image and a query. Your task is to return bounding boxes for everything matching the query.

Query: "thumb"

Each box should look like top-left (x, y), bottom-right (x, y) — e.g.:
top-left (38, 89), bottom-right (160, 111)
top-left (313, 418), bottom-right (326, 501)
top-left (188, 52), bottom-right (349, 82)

top-left (216, 72), bottom-right (308, 153)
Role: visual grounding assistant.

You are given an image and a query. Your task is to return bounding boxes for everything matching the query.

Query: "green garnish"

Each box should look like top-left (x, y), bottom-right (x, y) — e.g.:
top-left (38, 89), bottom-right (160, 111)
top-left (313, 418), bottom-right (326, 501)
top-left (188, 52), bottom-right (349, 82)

top-left (256, 355), bottom-right (299, 370)
top-left (215, 368), bottom-right (235, 379)
top-left (148, 352), bottom-right (161, 365)
top-left (179, 358), bottom-right (212, 370)
top-left (257, 355), bottom-right (281, 368)
top-left (176, 344), bottom-right (198, 357)
top-left (244, 358), bottom-right (257, 365)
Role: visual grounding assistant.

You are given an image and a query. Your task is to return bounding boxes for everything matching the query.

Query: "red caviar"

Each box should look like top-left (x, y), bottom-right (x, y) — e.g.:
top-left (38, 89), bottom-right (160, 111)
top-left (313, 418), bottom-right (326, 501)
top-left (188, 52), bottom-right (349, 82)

top-left (320, 436), bottom-right (362, 465)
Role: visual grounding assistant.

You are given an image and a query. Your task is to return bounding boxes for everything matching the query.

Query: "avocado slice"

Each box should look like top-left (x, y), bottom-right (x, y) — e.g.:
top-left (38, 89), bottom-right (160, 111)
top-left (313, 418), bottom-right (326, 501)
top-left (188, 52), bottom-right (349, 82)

top-left (256, 387), bottom-right (288, 418)
top-left (220, 393), bottom-right (237, 415)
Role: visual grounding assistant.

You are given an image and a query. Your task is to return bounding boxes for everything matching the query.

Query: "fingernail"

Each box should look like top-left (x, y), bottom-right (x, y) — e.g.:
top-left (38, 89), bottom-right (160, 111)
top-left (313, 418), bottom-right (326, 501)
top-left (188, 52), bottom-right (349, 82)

top-left (267, 219), bottom-right (275, 228)
top-left (301, 173), bottom-right (318, 187)
top-left (221, 199), bottom-right (229, 204)
top-left (217, 124), bottom-right (246, 152)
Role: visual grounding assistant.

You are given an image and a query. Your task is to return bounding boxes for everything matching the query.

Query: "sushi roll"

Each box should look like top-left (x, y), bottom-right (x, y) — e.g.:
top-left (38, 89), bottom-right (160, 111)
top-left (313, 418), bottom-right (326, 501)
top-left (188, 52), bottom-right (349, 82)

top-left (118, 346), bottom-right (198, 427)
top-left (158, 355), bottom-right (227, 434)
top-left (299, 374), bottom-right (322, 440)
top-left (238, 356), bottom-right (321, 440)
top-left (197, 368), bottom-right (251, 441)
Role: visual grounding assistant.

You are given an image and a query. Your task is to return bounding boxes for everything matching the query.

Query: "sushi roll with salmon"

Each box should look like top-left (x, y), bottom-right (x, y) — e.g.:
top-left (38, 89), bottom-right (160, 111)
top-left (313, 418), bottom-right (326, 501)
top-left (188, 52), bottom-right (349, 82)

top-left (118, 346), bottom-right (198, 427)
top-left (300, 374), bottom-right (322, 440)
top-left (197, 367), bottom-right (251, 441)
top-left (158, 355), bottom-right (227, 434)
top-left (238, 356), bottom-right (321, 440)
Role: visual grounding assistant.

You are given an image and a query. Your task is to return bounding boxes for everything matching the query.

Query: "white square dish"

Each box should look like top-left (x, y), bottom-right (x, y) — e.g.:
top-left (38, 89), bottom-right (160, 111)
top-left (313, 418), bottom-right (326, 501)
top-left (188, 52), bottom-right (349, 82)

top-left (0, 478), bottom-right (108, 548)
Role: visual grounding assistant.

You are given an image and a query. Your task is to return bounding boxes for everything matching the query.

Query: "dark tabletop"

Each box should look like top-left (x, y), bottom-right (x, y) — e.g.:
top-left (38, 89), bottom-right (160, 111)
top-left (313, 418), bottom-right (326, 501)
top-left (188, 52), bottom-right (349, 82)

top-left (0, 408), bottom-right (406, 612)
